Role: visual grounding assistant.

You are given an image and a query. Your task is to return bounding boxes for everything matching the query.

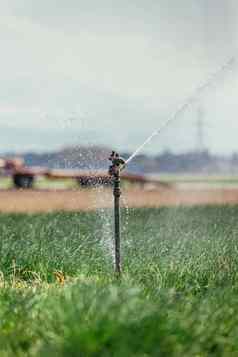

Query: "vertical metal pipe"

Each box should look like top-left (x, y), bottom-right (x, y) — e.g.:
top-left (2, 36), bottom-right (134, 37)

top-left (113, 172), bottom-right (121, 276)
top-left (109, 151), bottom-right (125, 277)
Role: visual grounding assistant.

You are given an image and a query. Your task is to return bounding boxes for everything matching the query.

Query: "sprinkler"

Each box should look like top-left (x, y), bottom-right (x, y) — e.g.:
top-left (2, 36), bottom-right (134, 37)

top-left (109, 151), bottom-right (126, 276)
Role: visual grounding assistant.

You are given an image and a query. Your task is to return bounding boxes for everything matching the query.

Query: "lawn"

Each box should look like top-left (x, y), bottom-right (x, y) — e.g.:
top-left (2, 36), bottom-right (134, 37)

top-left (0, 206), bottom-right (238, 356)
top-left (157, 173), bottom-right (238, 185)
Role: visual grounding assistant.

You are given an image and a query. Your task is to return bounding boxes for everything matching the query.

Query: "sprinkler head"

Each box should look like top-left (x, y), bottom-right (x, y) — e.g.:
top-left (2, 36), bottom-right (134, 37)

top-left (108, 151), bottom-right (126, 176)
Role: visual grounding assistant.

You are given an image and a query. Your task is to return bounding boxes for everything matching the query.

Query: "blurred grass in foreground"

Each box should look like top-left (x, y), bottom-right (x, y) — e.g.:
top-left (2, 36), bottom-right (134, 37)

top-left (0, 206), bottom-right (238, 356)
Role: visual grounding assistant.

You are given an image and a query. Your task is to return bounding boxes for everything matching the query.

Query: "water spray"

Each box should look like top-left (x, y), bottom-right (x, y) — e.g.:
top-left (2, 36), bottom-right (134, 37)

top-left (108, 151), bottom-right (126, 276)
top-left (107, 56), bottom-right (236, 276)
top-left (126, 56), bottom-right (236, 165)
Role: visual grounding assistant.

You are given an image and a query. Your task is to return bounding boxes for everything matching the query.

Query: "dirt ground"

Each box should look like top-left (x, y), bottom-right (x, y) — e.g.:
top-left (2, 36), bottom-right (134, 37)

top-left (1, 186), bottom-right (238, 213)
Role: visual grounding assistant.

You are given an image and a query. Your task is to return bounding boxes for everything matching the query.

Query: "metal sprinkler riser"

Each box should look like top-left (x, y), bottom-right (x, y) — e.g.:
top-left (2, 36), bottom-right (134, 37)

top-left (108, 151), bottom-right (126, 276)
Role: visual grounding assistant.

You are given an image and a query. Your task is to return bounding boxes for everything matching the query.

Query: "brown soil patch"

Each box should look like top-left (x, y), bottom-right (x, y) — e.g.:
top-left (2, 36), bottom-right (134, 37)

top-left (0, 187), bottom-right (238, 213)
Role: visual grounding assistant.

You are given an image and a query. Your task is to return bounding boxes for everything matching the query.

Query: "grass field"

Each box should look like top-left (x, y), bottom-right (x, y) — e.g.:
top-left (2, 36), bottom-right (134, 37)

top-left (157, 174), bottom-right (238, 183)
top-left (0, 177), bottom-right (78, 190)
top-left (2, 174), bottom-right (238, 191)
top-left (0, 206), bottom-right (238, 356)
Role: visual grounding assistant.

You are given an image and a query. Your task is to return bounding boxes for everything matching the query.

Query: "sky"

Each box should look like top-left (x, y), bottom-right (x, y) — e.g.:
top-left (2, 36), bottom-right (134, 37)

top-left (1, 0), bottom-right (238, 155)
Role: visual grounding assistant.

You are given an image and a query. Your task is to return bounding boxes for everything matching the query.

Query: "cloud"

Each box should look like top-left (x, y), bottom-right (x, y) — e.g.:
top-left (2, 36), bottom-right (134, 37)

top-left (0, 1), bottom-right (238, 154)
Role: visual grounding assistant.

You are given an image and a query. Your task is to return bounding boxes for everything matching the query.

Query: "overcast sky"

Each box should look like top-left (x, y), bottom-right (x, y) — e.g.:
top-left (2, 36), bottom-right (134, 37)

top-left (1, 0), bottom-right (238, 155)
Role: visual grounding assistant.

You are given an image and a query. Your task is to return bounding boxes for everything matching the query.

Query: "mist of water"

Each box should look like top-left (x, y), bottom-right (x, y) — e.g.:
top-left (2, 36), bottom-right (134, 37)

top-left (126, 56), bottom-right (237, 165)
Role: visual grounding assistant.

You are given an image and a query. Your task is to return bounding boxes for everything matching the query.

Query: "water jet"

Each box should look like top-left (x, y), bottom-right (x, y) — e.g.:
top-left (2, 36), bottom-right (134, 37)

top-left (126, 56), bottom-right (237, 165)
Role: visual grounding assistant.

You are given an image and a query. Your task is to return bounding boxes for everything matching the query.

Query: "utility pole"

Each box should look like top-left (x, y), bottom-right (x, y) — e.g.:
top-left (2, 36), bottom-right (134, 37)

top-left (196, 107), bottom-right (206, 154)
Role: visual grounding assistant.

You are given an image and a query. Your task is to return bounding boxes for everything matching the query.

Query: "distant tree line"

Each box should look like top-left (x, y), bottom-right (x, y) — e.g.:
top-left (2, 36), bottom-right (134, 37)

top-left (124, 150), bottom-right (233, 174)
top-left (3, 146), bottom-right (238, 174)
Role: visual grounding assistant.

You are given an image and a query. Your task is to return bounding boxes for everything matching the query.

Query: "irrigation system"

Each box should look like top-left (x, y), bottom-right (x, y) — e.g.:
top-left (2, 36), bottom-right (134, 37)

top-left (108, 151), bottom-right (126, 276)
top-left (108, 55), bottom-right (237, 276)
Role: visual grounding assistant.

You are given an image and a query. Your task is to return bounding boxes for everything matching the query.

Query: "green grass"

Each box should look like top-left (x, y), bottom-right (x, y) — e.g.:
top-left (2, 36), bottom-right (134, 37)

top-left (3, 174), bottom-right (238, 191)
top-left (0, 177), bottom-right (12, 189)
top-left (35, 177), bottom-right (79, 190)
top-left (157, 173), bottom-right (238, 185)
top-left (0, 176), bottom-right (79, 190)
top-left (0, 206), bottom-right (238, 356)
